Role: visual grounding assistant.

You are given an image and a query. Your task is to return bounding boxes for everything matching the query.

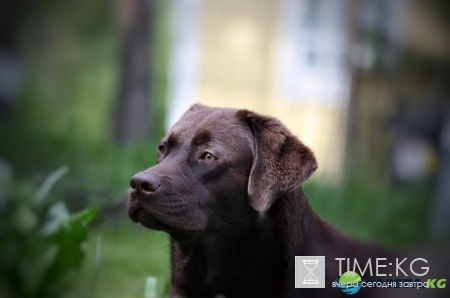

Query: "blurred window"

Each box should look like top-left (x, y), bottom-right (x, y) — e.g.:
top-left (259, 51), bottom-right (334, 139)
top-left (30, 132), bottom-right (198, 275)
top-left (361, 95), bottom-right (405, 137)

top-left (275, 0), bottom-right (351, 107)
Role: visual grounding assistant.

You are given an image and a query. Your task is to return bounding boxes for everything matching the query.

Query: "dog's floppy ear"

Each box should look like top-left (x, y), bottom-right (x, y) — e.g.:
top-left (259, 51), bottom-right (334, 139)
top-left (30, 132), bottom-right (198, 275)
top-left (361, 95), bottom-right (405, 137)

top-left (237, 110), bottom-right (318, 212)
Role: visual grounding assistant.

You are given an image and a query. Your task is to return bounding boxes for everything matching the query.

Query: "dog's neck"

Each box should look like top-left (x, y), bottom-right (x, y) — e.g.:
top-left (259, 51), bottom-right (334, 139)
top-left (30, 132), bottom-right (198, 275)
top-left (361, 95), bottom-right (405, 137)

top-left (169, 187), bottom-right (325, 297)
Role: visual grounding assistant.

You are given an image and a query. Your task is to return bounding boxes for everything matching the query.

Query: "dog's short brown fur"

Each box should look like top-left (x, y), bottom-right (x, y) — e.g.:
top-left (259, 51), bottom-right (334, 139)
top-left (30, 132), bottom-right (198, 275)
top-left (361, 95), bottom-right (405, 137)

top-left (128, 104), bottom-right (386, 298)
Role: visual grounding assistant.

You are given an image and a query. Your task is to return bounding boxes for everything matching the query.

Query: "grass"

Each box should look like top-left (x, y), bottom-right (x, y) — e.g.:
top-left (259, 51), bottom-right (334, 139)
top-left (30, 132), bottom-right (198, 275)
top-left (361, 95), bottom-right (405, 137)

top-left (65, 219), bottom-right (170, 298)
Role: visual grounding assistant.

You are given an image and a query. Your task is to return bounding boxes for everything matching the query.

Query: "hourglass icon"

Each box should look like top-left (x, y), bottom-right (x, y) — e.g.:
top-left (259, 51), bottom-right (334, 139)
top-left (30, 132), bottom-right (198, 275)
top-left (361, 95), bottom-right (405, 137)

top-left (302, 259), bottom-right (319, 284)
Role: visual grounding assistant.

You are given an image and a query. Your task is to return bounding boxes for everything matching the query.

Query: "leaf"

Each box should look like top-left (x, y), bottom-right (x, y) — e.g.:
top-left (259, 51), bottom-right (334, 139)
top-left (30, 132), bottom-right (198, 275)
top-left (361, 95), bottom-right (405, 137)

top-left (35, 206), bottom-right (98, 297)
top-left (18, 243), bottom-right (59, 296)
top-left (162, 278), bottom-right (172, 298)
top-left (40, 201), bottom-right (70, 236)
top-left (66, 206), bottom-right (98, 229)
top-left (35, 166), bottom-right (69, 207)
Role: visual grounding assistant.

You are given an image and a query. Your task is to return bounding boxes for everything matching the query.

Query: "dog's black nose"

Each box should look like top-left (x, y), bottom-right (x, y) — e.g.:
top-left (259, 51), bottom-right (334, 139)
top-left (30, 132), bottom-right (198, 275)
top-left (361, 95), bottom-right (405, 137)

top-left (130, 172), bottom-right (160, 198)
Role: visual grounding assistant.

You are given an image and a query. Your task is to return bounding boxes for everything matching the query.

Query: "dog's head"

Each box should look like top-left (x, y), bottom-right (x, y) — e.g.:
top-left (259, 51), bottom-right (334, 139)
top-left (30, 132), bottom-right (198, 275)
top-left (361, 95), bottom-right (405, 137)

top-left (127, 104), bottom-right (317, 234)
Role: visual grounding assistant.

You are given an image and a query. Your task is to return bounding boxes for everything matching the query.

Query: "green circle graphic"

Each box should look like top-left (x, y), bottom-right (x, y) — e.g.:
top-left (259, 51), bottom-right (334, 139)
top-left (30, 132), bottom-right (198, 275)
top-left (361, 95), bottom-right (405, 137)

top-left (339, 271), bottom-right (362, 284)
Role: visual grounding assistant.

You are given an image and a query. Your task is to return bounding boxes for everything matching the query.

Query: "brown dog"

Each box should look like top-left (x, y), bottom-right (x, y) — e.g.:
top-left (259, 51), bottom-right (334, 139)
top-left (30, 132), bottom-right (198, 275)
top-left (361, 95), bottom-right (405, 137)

top-left (128, 104), bottom-right (389, 298)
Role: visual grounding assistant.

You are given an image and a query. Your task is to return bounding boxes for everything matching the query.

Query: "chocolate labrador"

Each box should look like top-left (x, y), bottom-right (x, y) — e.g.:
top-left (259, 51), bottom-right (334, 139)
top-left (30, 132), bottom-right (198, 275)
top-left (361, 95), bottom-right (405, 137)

top-left (127, 104), bottom-right (387, 298)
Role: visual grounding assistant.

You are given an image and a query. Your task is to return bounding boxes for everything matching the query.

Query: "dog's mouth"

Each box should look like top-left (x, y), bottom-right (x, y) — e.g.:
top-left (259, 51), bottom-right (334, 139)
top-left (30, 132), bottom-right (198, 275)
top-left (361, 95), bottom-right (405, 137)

top-left (129, 206), bottom-right (143, 223)
top-left (128, 196), bottom-right (207, 234)
top-left (128, 201), bottom-right (174, 231)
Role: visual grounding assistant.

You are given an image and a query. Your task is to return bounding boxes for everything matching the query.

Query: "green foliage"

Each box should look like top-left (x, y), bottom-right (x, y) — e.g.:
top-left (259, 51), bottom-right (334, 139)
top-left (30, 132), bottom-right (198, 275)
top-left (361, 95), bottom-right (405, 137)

top-left (0, 0), bottom-right (169, 204)
top-left (65, 220), bottom-right (170, 298)
top-left (0, 167), bottom-right (97, 298)
top-left (304, 177), bottom-right (429, 247)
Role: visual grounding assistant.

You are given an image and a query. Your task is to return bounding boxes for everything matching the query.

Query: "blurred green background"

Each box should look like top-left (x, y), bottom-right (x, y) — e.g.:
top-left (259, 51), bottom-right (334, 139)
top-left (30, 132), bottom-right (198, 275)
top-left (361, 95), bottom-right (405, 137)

top-left (1, 0), bottom-right (449, 297)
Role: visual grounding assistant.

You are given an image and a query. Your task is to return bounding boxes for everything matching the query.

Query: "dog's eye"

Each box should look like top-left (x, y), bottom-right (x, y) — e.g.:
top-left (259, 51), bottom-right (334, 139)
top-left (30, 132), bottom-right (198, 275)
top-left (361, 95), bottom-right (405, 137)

top-left (201, 152), bottom-right (217, 161)
top-left (158, 145), bottom-right (166, 154)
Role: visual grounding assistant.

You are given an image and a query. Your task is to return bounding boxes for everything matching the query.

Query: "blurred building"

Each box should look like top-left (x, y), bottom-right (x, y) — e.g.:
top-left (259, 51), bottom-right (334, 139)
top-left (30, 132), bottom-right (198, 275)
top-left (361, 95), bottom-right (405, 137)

top-left (166, 0), bottom-right (450, 183)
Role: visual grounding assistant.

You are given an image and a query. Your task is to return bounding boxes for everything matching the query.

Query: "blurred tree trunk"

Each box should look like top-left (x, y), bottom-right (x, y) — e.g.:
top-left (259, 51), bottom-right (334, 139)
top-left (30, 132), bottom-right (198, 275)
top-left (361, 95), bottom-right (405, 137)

top-left (114, 0), bottom-right (153, 143)
top-left (343, 0), bottom-right (361, 175)
top-left (0, 0), bottom-right (24, 123)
